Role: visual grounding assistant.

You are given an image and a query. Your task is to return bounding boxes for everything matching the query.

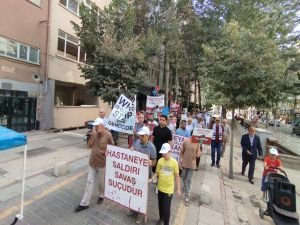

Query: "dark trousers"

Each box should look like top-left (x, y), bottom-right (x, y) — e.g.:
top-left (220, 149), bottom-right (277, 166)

top-left (196, 157), bottom-right (200, 170)
top-left (242, 154), bottom-right (256, 180)
top-left (158, 190), bottom-right (173, 225)
top-left (211, 141), bottom-right (222, 165)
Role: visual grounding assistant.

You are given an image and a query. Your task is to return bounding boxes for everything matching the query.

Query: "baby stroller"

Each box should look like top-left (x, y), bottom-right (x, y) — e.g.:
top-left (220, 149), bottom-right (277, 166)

top-left (259, 167), bottom-right (299, 225)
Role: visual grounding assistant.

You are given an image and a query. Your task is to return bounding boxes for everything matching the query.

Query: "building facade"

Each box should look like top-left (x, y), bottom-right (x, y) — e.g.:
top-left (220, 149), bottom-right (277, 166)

top-left (0, 0), bottom-right (48, 132)
top-left (0, 0), bottom-right (111, 131)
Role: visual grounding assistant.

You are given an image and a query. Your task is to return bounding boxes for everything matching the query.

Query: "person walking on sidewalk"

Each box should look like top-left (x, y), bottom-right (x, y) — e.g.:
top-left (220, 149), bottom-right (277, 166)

top-left (75, 118), bottom-right (114, 212)
top-left (150, 143), bottom-right (181, 225)
top-left (210, 117), bottom-right (223, 168)
top-left (152, 115), bottom-right (173, 170)
top-left (127, 126), bottom-right (157, 224)
top-left (129, 112), bottom-right (145, 148)
top-left (176, 120), bottom-right (191, 137)
top-left (180, 138), bottom-right (201, 205)
top-left (240, 126), bottom-right (263, 184)
top-left (221, 119), bottom-right (231, 157)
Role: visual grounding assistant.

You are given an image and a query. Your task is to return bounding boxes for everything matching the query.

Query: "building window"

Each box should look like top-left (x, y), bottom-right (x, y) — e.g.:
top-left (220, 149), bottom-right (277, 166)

top-left (59, 0), bottom-right (79, 15)
top-left (0, 36), bottom-right (40, 64)
top-left (28, 0), bottom-right (42, 7)
top-left (57, 30), bottom-right (86, 63)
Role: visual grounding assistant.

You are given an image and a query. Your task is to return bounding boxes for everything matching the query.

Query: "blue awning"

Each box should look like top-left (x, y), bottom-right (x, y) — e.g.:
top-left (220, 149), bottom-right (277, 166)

top-left (0, 126), bottom-right (27, 151)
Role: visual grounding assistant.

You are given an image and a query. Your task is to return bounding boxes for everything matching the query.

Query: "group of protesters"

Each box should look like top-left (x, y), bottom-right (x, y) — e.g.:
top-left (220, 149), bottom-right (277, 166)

top-left (74, 106), bottom-right (285, 225)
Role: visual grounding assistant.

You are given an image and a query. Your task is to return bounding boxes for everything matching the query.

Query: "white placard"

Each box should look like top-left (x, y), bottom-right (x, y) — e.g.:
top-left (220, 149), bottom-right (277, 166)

top-left (171, 134), bottom-right (187, 162)
top-left (105, 145), bottom-right (149, 214)
top-left (146, 95), bottom-right (165, 110)
top-left (106, 95), bottom-right (136, 134)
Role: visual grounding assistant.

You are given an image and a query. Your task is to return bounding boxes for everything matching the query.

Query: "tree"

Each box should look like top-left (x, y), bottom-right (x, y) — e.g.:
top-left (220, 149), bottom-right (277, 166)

top-left (73, 1), bottom-right (146, 102)
top-left (199, 0), bottom-right (299, 178)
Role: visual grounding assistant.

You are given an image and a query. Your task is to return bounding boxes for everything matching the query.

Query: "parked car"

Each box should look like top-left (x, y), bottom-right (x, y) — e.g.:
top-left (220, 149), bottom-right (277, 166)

top-left (268, 119), bottom-right (280, 127)
top-left (292, 122), bottom-right (300, 135)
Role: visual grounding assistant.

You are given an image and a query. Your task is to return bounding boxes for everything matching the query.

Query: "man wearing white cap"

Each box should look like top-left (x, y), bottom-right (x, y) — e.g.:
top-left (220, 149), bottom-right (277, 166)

top-left (127, 126), bottom-right (157, 224)
top-left (150, 143), bottom-right (181, 225)
top-left (75, 118), bottom-right (114, 212)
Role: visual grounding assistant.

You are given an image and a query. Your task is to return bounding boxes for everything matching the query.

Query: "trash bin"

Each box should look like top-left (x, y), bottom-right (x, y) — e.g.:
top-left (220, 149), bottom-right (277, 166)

top-left (255, 128), bottom-right (273, 156)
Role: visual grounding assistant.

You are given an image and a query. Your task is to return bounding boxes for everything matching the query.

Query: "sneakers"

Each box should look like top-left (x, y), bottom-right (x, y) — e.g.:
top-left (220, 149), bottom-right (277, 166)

top-left (211, 163), bottom-right (215, 167)
top-left (184, 197), bottom-right (190, 206)
top-left (136, 213), bottom-right (144, 224)
top-left (74, 205), bottom-right (89, 212)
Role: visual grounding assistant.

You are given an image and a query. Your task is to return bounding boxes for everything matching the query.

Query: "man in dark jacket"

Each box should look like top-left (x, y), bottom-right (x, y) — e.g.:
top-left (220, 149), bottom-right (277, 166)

top-left (240, 126), bottom-right (263, 184)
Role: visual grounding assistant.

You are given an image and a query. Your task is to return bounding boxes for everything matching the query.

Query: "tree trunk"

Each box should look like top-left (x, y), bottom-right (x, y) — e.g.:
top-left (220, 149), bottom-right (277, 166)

top-left (222, 106), bottom-right (227, 119)
top-left (164, 46), bottom-right (170, 106)
top-left (158, 44), bottom-right (165, 90)
top-left (174, 52), bottom-right (179, 103)
top-left (229, 108), bottom-right (235, 179)
top-left (197, 80), bottom-right (201, 110)
top-left (193, 79), bottom-right (197, 111)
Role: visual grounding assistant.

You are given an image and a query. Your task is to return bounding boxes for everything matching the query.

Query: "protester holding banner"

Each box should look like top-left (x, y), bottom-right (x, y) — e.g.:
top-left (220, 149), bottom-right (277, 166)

top-left (180, 138), bottom-right (201, 206)
top-left (167, 115), bottom-right (177, 134)
top-left (147, 114), bottom-right (158, 135)
top-left (128, 112), bottom-right (145, 148)
top-left (75, 118), bottom-right (114, 212)
top-left (176, 120), bottom-right (191, 137)
top-left (150, 143), bottom-right (181, 225)
top-left (127, 126), bottom-right (157, 224)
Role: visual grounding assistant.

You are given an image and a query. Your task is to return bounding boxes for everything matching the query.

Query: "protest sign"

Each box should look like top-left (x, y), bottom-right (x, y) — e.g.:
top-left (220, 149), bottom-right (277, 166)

top-left (107, 95), bottom-right (136, 134)
top-left (171, 134), bottom-right (187, 162)
top-left (171, 102), bottom-right (180, 116)
top-left (105, 145), bottom-right (149, 214)
top-left (191, 127), bottom-right (213, 145)
top-left (146, 95), bottom-right (164, 119)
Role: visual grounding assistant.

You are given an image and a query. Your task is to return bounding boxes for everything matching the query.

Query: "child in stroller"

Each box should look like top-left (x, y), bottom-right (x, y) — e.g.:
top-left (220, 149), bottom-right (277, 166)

top-left (261, 147), bottom-right (283, 202)
top-left (259, 147), bottom-right (299, 224)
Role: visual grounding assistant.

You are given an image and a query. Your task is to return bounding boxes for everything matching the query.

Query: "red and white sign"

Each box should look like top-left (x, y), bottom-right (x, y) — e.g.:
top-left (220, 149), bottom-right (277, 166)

top-left (105, 145), bottom-right (149, 214)
top-left (171, 102), bottom-right (180, 116)
top-left (171, 135), bottom-right (187, 162)
top-left (146, 95), bottom-right (165, 114)
top-left (191, 128), bottom-right (213, 145)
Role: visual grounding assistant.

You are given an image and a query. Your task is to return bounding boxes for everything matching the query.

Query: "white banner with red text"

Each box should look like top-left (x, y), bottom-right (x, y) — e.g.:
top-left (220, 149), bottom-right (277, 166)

top-left (105, 145), bottom-right (149, 214)
top-left (191, 127), bottom-right (213, 145)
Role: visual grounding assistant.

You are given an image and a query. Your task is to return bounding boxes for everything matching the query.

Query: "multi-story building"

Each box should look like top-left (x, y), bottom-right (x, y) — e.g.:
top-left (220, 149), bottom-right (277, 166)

top-left (0, 0), bottom-right (48, 132)
top-left (46, 0), bottom-right (110, 130)
top-left (0, 0), bottom-right (111, 131)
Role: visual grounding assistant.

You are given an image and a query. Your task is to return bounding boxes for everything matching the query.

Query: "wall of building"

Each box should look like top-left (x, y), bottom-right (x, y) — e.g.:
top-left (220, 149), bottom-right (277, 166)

top-left (0, 0), bottom-right (48, 85)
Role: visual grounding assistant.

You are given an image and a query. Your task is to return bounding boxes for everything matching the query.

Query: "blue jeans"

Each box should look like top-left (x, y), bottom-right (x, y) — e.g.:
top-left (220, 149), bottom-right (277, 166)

top-left (181, 168), bottom-right (194, 200)
top-left (211, 141), bottom-right (222, 165)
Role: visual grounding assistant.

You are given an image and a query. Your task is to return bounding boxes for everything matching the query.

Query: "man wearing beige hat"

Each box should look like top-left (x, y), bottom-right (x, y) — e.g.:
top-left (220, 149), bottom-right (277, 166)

top-left (75, 118), bottom-right (114, 212)
top-left (127, 126), bottom-right (157, 224)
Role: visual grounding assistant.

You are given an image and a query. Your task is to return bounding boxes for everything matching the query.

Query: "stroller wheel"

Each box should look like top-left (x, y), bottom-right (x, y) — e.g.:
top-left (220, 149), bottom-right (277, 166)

top-left (259, 208), bottom-right (264, 219)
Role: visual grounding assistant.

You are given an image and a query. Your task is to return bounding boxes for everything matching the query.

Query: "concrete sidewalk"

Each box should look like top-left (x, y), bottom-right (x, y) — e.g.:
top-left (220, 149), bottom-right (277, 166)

top-left (0, 127), bottom-right (299, 225)
top-left (183, 120), bottom-right (300, 225)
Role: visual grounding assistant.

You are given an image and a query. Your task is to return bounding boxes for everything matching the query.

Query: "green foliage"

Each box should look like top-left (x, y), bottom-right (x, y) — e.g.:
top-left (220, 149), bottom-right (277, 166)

top-left (198, 0), bottom-right (300, 110)
top-left (73, 0), bottom-right (146, 102)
